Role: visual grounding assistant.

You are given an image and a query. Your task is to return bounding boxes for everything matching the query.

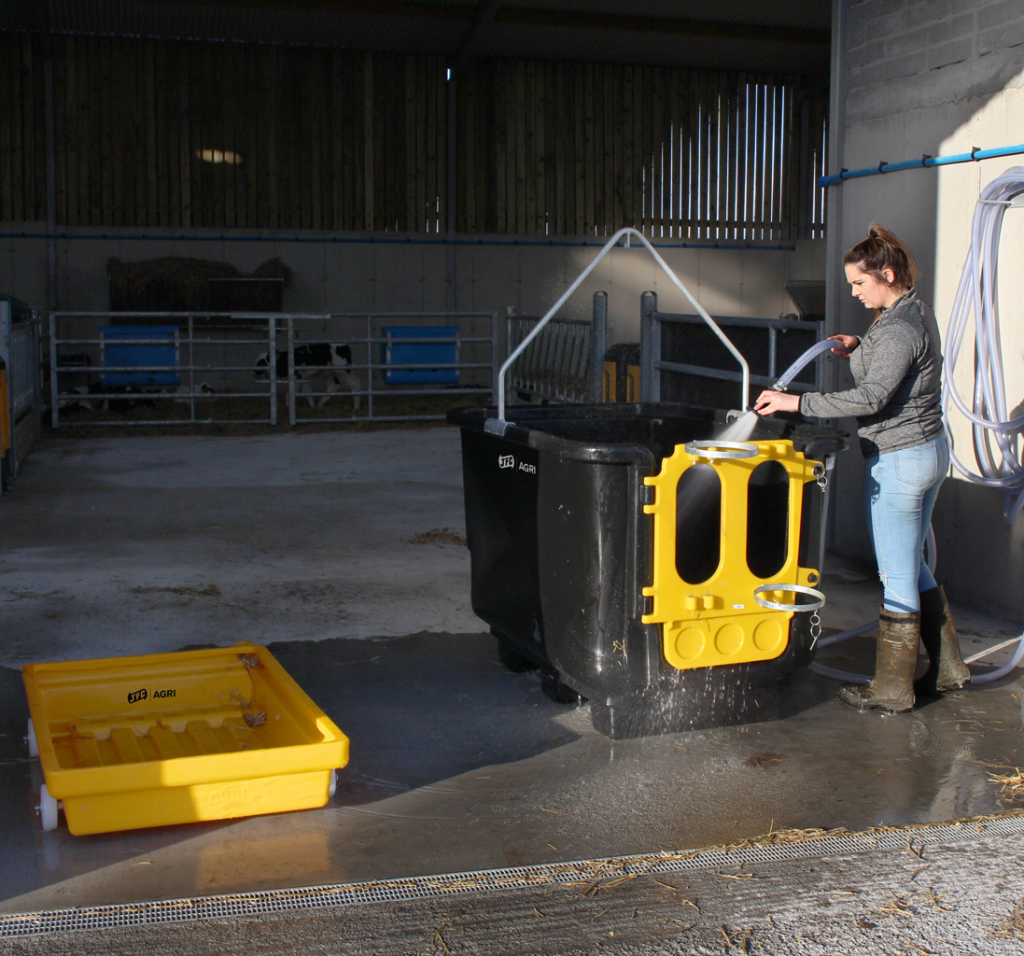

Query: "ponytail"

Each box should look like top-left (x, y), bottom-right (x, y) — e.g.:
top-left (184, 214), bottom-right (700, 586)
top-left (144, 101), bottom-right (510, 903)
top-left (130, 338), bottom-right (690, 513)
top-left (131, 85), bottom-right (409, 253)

top-left (842, 223), bottom-right (919, 291)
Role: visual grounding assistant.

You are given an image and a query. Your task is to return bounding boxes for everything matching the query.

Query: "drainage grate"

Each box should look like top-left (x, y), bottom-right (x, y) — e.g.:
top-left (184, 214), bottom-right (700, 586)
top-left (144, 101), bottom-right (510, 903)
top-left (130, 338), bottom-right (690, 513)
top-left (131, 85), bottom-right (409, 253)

top-left (3, 815), bottom-right (1023, 938)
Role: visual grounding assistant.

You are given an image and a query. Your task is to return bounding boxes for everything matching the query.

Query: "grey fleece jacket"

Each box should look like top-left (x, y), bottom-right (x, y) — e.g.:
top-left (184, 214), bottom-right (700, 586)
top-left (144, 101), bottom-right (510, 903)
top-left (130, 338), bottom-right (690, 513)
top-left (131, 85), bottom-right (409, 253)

top-left (798, 289), bottom-right (944, 457)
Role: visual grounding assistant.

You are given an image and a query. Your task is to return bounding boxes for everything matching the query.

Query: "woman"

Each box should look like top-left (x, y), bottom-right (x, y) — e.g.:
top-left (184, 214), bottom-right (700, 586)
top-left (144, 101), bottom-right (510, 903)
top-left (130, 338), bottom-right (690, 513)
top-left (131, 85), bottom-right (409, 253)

top-left (754, 224), bottom-right (969, 713)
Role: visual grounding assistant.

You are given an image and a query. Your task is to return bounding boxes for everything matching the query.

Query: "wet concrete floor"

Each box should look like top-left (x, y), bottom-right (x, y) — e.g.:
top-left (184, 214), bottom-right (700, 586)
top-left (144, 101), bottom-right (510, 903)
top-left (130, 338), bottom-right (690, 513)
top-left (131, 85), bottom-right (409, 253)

top-left (0, 429), bottom-right (1022, 916)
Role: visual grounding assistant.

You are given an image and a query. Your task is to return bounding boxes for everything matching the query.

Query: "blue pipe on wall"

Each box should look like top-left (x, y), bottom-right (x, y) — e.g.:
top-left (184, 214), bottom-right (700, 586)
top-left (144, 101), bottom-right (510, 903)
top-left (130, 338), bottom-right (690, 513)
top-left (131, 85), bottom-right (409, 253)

top-left (819, 142), bottom-right (1024, 188)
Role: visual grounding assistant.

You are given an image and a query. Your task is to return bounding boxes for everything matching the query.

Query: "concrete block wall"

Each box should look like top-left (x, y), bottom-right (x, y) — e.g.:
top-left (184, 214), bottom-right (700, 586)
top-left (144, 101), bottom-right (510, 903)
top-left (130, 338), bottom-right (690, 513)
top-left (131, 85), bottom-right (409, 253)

top-left (828, 0), bottom-right (1024, 618)
top-left (846, 0), bottom-right (1024, 123)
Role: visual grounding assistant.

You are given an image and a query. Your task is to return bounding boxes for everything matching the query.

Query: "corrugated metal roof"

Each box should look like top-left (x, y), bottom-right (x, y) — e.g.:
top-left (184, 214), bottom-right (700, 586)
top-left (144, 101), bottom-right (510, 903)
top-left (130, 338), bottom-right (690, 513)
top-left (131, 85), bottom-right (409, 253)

top-left (3, 0), bottom-right (830, 72)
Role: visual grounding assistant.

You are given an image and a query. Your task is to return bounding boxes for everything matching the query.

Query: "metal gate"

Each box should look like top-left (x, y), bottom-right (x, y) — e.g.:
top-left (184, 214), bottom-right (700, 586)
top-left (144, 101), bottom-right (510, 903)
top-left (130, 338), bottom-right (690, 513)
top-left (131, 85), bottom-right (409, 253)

top-left (48, 311), bottom-right (500, 428)
top-left (640, 291), bottom-right (824, 410)
top-left (505, 292), bottom-right (607, 405)
top-left (285, 311), bottom-right (499, 425)
top-left (49, 312), bottom-right (278, 428)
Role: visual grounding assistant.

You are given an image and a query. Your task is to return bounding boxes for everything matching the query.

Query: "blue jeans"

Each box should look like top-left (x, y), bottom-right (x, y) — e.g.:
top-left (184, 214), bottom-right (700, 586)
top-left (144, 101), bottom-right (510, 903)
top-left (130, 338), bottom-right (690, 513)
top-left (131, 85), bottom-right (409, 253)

top-left (863, 435), bottom-right (949, 614)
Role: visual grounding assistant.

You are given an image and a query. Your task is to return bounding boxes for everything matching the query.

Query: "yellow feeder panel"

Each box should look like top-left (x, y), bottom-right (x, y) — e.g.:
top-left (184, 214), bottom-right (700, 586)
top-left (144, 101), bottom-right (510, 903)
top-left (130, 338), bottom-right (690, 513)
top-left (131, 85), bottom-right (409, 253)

top-left (642, 440), bottom-right (821, 671)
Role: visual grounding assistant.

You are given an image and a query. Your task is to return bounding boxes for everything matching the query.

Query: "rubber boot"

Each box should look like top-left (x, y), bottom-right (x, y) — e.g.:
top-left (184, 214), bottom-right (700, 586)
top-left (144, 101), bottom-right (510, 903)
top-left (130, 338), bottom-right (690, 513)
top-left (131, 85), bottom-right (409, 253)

top-left (838, 606), bottom-right (918, 713)
top-left (915, 585), bottom-right (971, 695)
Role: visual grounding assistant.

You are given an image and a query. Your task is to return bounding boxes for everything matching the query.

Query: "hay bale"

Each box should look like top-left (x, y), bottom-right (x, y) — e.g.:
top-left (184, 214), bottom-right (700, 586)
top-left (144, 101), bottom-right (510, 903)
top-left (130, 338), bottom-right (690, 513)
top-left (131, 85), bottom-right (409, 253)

top-left (251, 257), bottom-right (292, 284)
top-left (108, 257), bottom-right (240, 312)
top-left (108, 257), bottom-right (291, 312)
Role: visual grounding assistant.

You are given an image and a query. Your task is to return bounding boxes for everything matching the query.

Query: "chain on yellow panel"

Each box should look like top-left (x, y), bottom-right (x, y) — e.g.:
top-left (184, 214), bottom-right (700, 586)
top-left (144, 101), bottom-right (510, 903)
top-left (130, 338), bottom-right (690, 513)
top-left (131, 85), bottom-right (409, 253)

top-left (642, 440), bottom-right (821, 671)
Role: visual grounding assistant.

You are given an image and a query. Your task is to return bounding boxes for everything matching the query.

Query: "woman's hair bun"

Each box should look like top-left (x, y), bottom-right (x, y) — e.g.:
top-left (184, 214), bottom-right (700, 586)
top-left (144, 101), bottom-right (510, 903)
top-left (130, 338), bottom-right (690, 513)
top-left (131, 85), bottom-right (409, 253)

top-left (843, 223), bottom-right (918, 290)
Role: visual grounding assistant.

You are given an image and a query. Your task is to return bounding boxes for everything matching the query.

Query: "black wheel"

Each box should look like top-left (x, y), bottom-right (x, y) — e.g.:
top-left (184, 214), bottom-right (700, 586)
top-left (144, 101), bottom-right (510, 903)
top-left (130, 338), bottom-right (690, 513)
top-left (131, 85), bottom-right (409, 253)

top-left (496, 636), bottom-right (538, 673)
top-left (541, 668), bottom-right (586, 704)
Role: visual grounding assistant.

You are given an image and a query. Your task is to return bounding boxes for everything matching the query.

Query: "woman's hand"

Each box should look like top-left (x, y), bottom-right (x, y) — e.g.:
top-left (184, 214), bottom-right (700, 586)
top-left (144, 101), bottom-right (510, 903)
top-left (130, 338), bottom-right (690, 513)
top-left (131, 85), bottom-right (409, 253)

top-left (753, 390), bottom-right (801, 415)
top-left (828, 333), bottom-right (860, 358)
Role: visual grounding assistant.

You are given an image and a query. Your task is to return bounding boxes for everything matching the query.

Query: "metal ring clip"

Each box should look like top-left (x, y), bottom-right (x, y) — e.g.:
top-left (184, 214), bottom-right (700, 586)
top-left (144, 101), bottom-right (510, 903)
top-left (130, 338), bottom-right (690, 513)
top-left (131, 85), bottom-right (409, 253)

top-left (683, 440), bottom-right (759, 460)
top-left (753, 583), bottom-right (826, 613)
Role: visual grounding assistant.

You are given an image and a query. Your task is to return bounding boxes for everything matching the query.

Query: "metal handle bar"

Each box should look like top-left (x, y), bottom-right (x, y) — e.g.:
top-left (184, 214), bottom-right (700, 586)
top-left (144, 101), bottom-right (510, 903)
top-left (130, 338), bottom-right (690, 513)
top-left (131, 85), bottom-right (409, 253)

top-left (485, 227), bottom-right (751, 435)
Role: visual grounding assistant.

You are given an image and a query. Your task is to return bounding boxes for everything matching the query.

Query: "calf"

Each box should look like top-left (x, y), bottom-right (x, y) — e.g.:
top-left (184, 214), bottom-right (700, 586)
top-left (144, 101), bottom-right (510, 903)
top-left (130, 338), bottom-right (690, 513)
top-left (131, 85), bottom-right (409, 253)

top-left (57, 386), bottom-right (94, 413)
top-left (254, 343), bottom-right (361, 409)
top-left (169, 383), bottom-right (216, 403)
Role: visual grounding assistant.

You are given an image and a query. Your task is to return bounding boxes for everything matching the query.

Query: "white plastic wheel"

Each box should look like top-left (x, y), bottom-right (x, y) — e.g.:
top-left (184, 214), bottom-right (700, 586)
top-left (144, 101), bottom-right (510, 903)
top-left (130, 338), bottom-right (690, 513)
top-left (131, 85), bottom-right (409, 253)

top-left (328, 769), bottom-right (338, 799)
top-left (26, 719), bottom-right (38, 758)
top-left (39, 785), bottom-right (59, 831)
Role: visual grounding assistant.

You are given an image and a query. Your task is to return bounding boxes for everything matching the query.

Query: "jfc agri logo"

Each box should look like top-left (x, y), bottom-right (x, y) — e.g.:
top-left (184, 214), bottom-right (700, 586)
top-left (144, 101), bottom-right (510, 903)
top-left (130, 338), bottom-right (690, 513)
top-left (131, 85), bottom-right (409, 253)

top-left (497, 453), bottom-right (536, 475)
top-left (127, 687), bottom-right (176, 704)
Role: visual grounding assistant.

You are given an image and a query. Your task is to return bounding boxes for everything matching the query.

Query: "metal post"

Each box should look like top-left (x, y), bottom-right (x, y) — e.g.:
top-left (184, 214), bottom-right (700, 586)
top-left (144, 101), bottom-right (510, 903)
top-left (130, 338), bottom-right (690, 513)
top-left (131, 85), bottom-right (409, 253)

top-left (188, 315), bottom-right (195, 422)
top-left (366, 313), bottom-right (374, 420)
top-left (491, 311), bottom-right (500, 406)
top-left (818, 454), bottom-right (836, 575)
top-left (287, 317), bottom-right (296, 426)
top-left (32, 315), bottom-right (42, 415)
top-left (446, 78), bottom-right (458, 314)
top-left (822, 0), bottom-right (848, 557)
top-left (824, 0), bottom-right (847, 394)
top-left (639, 291), bottom-right (660, 402)
top-left (768, 326), bottom-right (778, 382)
top-left (268, 315), bottom-right (277, 427)
top-left (44, 72), bottom-right (57, 313)
top-left (49, 312), bottom-right (59, 430)
top-left (35, 0), bottom-right (57, 313)
top-left (590, 291), bottom-right (608, 403)
top-left (815, 322), bottom-right (826, 394)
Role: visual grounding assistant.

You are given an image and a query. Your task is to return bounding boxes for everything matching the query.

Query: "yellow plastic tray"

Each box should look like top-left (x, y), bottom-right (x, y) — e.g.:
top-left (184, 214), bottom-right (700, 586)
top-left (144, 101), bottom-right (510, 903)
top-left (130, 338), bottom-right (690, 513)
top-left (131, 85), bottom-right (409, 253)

top-left (22, 642), bottom-right (349, 836)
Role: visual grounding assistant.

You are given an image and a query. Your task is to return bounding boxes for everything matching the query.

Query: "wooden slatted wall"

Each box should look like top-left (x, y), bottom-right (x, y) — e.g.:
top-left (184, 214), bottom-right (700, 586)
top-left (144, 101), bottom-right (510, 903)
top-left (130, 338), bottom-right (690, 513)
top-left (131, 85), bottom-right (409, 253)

top-left (43, 36), bottom-right (448, 231)
top-left (0, 31), bottom-right (827, 239)
top-left (459, 59), bottom-right (828, 240)
top-left (0, 33), bottom-right (47, 223)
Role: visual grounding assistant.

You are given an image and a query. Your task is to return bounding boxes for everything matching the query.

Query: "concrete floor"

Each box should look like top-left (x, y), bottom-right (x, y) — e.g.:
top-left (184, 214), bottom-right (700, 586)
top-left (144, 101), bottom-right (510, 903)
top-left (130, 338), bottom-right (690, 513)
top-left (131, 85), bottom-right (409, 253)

top-left (1, 427), bottom-right (1023, 951)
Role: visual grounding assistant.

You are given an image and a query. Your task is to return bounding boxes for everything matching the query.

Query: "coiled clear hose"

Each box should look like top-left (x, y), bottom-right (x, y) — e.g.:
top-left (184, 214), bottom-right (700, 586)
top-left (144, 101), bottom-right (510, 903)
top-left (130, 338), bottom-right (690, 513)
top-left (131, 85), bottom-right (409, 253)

top-left (932, 165), bottom-right (1024, 683)
top-left (944, 165), bottom-right (1024, 521)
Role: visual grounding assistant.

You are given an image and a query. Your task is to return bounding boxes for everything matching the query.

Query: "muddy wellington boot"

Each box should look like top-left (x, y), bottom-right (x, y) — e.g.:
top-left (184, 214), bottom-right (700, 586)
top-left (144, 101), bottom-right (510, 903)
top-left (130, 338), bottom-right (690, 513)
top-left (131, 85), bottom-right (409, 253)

top-left (838, 606), bottom-right (919, 713)
top-left (915, 585), bottom-right (971, 695)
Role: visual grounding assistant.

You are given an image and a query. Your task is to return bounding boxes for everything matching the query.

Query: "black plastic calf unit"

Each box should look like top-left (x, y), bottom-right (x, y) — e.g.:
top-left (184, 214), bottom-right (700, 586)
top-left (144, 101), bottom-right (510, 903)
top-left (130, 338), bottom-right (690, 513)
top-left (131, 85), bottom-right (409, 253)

top-left (449, 403), bottom-right (849, 739)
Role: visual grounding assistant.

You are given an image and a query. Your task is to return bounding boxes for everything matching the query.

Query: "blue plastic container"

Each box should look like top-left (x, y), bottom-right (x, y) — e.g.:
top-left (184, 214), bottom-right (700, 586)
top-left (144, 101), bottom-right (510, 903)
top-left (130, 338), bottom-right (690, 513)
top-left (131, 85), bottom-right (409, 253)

top-left (100, 326), bottom-right (181, 388)
top-left (381, 326), bottom-right (459, 385)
